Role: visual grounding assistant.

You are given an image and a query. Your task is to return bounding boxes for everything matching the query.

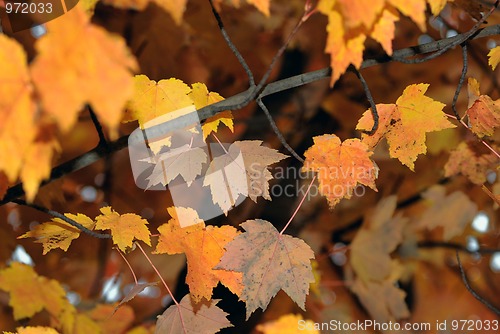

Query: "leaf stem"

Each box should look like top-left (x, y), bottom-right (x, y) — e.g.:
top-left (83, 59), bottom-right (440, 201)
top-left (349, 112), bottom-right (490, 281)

top-left (117, 249), bottom-right (138, 284)
top-left (280, 175), bottom-right (317, 235)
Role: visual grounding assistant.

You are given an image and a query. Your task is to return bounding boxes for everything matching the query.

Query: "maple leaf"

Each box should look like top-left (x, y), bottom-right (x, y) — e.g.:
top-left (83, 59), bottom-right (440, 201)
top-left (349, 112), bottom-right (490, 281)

top-left (142, 144), bottom-right (208, 188)
top-left (221, 0), bottom-right (270, 16)
top-left (115, 282), bottom-right (158, 313)
top-left (357, 83), bottom-right (455, 170)
top-left (256, 314), bottom-right (319, 333)
top-left (216, 219), bottom-right (315, 319)
top-left (95, 206), bottom-right (151, 252)
top-left (350, 196), bottom-right (407, 282)
top-left (351, 277), bottom-right (410, 323)
top-left (20, 133), bottom-right (60, 202)
top-left (188, 82), bottom-right (234, 139)
top-left (204, 141), bottom-right (288, 213)
top-left (416, 185), bottom-right (477, 240)
top-left (154, 294), bottom-right (232, 334)
top-left (0, 35), bottom-right (37, 183)
top-left (56, 307), bottom-right (101, 334)
top-left (153, 207), bottom-right (242, 302)
top-left (125, 75), bottom-right (194, 128)
top-left (302, 134), bottom-right (378, 208)
top-left (0, 262), bottom-right (68, 320)
top-left (488, 46), bottom-right (500, 70)
top-left (103, 0), bottom-right (187, 24)
top-left (87, 304), bottom-right (135, 334)
top-left (19, 213), bottom-right (95, 254)
top-left (444, 141), bottom-right (499, 185)
top-left (30, 4), bottom-right (137, 137)
top-left (3, 327), bottom-right (60, 334)
top-left (465, 78), bottom-right (500, 138)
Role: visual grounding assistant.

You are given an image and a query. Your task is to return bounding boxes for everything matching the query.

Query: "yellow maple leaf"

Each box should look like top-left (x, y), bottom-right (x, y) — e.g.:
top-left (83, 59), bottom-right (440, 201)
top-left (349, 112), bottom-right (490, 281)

top-left (488, 46), bottom-right (500, 70)
top-left (19, 213), bottom-right (95, 254)
top-left (30, 4), bottom-right (137, 137)
top-left (357, 83), bottom-right (455, 170)
top-left (125, 75), bottom-right (194, 128)
top-left (302, 134), bottom-right (378, 208)
top-left (427, 0), bottom-right (453, 15)
top-left (3, 327), bottom-right (60, 334)
top-left (20, 133), bottom-right (60, 202)
top-left (0, 262), bottom-right (69, 320)
top-left (0, 35), bottom-right (37, 183)
top-left (189, 82), bottom-right (234, 139)
top-left (95, 206), bottom-right (151, 252)
top-left (153, 207), bottom-right (243, 302)
top-left (466, 78), bottom-right (500, 138)
top-left (256, 314), bottom-right (319, 333)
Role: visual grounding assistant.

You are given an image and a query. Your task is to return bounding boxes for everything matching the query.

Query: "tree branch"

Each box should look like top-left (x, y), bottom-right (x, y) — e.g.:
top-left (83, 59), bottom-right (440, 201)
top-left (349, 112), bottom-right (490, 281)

top-left (2, 25), bottom-right (500, 206)
top-left (456, 251), bottom-right (500, 316)
top-left (12, 199), bottom-right (111, 239)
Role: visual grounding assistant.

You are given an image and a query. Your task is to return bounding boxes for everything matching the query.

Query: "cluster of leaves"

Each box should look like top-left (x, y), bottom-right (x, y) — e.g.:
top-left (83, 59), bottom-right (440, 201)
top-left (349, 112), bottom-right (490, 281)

top-left (1, 0), bottom-right (500, 333)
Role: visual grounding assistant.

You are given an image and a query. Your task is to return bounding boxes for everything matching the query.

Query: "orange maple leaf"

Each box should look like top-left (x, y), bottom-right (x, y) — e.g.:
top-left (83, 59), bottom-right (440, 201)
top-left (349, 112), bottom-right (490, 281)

top-left (302, 134), bottom-right (378, 208)
top-left (216, 219), bottom-right (315, 319)
top-left (19, 213), bottom-right (95, 254)
top-left (0, 262), bottom-right (68, 320)
top-left (153, 207), bottom-right (242, 302)
top-left (317, 0), bottom-right (432, 84)
top-left (466, 78), bottom-right (500, 138)
top-left (95, 206), bottom-right (151, 252)
top-left (357, 83), bottom-right (455, 170)
top-left (30, 4), bottom-right (137, 137)
top-left (155, 294), bottom-right (232, 333)
top-left (0, 35), bottom-right (37, 184)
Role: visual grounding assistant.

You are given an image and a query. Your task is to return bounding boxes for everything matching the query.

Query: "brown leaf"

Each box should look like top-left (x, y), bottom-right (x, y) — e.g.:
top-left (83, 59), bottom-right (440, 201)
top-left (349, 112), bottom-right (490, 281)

top-left (216, 219), bottom-right (315, 319)
top-left (154, 295), bottom-right (232, 334)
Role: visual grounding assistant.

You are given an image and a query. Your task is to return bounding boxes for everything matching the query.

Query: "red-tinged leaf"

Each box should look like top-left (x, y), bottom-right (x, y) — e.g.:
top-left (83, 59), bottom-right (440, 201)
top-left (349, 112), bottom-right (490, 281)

top-left (466, 78), bottom-right (500, 138)
top-left (154, 295), bottom-right (232, 334)
top-left (302, 134), bottom-right (378, 209)
top-left (216, 219), bottom-right (315, 319)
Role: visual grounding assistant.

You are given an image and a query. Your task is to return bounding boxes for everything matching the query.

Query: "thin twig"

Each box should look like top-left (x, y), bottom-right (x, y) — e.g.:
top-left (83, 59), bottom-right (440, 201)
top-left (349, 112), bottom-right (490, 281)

top-left (352, 66), bottom-right (379, 135)
top-left (456, 251), bottom-right (500, 315)
top-left (208, 0), bottom-right (255, 87)
top-left (257, 99), bottom-right (304, 162)
top-left (419, 240), bottom-right (500, 254)
top-left (11, 199), bottom-right (111, 239)
top-left (88, 106), bottom-right (109, 148)
top-left (452, 44), bottom-right (468, 120)
top-left (393, 1), bottom-right (499, 64)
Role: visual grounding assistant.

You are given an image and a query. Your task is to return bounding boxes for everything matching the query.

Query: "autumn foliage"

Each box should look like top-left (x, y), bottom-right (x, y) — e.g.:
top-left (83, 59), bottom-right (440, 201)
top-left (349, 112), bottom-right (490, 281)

top-left (0, 0), bottom-right (500, 333)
